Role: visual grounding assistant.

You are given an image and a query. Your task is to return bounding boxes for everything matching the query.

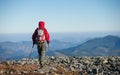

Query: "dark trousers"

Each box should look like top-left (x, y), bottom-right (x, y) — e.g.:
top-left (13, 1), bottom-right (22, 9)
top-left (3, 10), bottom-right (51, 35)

top-left (37, 42), bottom-right (46, 65)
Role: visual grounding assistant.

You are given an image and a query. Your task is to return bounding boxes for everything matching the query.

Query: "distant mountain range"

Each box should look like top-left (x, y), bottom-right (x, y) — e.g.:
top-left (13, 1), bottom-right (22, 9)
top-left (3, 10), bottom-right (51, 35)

top-left (0, 41), bottom-right (33, 60)
top-left (55, 35), bottom-right (120, 56)
top-left (0, 40), bottom-right (76, 60)
top-left (0, 35), bottom-right (120, 60)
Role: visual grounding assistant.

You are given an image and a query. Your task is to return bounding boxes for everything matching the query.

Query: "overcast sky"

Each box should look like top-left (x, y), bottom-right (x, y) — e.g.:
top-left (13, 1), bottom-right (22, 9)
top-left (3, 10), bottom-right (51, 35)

top-left (0, 0), bottom-right (120, 34)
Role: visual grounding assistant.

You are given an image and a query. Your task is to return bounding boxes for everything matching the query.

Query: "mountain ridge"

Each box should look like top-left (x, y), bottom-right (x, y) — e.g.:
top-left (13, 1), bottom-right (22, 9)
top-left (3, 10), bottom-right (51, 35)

top-left (57, 35), bottom-right (120, 56)
top-left (0, 40), bottom-right (77, 60)
top-left (0, 35), bottom-right (120, 60)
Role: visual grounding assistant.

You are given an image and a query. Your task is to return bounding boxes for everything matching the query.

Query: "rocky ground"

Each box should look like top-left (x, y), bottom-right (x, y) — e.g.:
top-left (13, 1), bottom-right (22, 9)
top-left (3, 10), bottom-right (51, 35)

top-left (0, 56), bottom-right (120, 75)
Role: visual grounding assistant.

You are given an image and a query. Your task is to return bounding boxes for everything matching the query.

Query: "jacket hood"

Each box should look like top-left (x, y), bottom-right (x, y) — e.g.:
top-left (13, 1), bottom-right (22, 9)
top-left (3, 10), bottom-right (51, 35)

top-left (39, 21), bottom-right (45, 29)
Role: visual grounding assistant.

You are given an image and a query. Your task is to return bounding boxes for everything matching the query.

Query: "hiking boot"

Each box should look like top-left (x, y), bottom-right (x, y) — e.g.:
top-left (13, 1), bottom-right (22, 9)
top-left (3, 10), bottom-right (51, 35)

top-left (38, 63), bottom-right (43, 69)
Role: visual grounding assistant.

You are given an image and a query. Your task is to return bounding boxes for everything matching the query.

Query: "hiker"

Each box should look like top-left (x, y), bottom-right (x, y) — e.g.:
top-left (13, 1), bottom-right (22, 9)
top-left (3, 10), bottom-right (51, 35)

top-left (32, 21), bottom-right (50, 67)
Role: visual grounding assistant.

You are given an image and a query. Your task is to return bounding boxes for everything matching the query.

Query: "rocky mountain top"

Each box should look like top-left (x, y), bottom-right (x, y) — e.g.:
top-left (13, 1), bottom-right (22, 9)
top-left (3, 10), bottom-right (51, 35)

top-left (0, 56), bottom-right (120, 75)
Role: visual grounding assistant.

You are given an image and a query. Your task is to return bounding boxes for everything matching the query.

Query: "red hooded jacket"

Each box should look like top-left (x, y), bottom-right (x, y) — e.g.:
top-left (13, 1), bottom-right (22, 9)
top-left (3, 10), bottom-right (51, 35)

top-left (32, 21), bottom-right (50, 43)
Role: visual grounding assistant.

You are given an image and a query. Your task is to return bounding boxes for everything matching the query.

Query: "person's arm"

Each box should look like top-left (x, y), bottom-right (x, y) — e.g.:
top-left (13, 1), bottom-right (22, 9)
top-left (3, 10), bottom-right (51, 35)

top-left (44, 28), bottom-right (50, 44)
top-left (32, 28), bottom-right (38, 44)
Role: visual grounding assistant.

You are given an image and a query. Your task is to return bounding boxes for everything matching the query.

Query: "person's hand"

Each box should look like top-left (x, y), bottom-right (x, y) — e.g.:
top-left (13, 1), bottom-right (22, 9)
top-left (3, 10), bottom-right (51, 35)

top-left (33, 41), bottom-right (35, 45)
top-left (47, 41), bottom-right (50, 44)
top-left (47, 41), bottom-right (50, 50)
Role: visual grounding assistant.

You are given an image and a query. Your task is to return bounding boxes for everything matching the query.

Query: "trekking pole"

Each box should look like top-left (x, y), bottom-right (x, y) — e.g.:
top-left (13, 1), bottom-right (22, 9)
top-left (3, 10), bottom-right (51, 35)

top-left (28, 45), bottom-right (34, 60)
top-left (24, 44), bottom-right (34, 66)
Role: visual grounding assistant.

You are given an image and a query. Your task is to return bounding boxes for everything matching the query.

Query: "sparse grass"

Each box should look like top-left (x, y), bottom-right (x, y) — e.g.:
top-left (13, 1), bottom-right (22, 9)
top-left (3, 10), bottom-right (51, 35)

top-left (0, 61), bottom-right (79, 75)
top-left (0, 63), bottom-right (39, 75)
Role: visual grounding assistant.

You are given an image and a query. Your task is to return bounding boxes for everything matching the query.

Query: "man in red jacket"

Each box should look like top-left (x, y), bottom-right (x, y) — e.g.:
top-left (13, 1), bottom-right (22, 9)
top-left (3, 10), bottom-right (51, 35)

top-left (32, 21), bottom-right (50, 67)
